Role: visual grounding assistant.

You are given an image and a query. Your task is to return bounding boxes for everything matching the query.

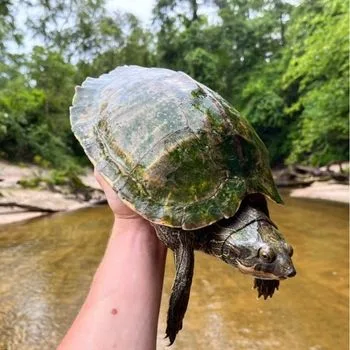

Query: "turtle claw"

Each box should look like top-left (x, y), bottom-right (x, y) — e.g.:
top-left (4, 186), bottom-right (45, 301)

top-left (165, 318), bottom-right (183, 346)
top-left (254, 279), bottom-right (280, 299)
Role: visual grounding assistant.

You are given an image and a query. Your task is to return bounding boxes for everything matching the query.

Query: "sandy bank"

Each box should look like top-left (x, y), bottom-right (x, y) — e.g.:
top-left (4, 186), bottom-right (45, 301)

top-left (290, 181), bottom-right (349, 204)
top-left (0, 161), bottom-right (105, 225)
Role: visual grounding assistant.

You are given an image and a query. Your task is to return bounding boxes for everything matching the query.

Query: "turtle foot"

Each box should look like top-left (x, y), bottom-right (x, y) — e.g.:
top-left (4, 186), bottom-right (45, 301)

top-left (254, 279), bottom-right (280, 299)
top-left (165, 311), bottom-right (183, 346)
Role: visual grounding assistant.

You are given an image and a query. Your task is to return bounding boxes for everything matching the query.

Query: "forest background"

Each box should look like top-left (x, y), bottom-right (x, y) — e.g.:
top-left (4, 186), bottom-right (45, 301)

top-left (0, 0), bottom-right (348, 179)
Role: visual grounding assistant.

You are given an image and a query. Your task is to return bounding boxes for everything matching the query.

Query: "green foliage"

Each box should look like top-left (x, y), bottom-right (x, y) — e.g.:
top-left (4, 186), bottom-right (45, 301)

top-left (283, 0), bottom-right (349, 165)
top-left (17, 177), bottom-right (42, 189)
top-left (1, 0), bottom-right (348, 169)
top-left (242, 59), bottom-right (291, 164)
top-left (0, 76), bottom-right (45, 159)
top-left (0, 0), bottom-right (22, 53)
top-left (75, 13), bottom-right (155, 81)
top-left (18, 164), bottom-right (87, 194)
top-left (48, 166), bottom-right (86, 190)
top-left (0, 51), bottom-right (77, 167)
top-left (184, 48), bottom-right (224, 91)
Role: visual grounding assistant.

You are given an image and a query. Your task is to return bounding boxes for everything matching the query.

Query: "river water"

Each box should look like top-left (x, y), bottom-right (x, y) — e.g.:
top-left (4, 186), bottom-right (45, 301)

top-left (0, 193), bottom-right (348, 350)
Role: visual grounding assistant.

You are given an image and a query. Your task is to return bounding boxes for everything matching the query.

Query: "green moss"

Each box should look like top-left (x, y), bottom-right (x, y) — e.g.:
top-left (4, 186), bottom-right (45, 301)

top-left (18, 177), bottom-right (42, 189)
top-left (108, 83), bottom-right (281, 228)
top-left (191, 86), bottom-right (207, 99)
top-left (97, 119), bottom-right (134, 172)
top-left (157, 135), bottom-right (221, 204)
top-left (183, 197), bottom-right (223, 229)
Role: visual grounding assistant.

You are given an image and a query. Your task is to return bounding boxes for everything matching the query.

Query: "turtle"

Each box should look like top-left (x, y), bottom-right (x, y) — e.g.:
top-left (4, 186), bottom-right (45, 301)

top-left (70, 65), bottom-right (296, 345)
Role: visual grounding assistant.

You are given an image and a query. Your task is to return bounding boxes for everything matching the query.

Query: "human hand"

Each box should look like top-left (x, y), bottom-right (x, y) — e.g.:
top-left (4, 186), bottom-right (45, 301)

top-left (94, 169), bottom-right (140, 220)
top-left (58, 170), bottom-right (166, 350)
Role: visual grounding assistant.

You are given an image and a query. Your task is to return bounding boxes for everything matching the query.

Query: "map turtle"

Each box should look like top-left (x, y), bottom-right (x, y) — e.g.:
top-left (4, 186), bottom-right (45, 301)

top-left (70, 66), bottom-right (296, 344)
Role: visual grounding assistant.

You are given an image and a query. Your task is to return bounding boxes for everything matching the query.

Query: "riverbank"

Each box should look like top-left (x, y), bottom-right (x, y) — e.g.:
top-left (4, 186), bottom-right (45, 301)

top-left (273, 162), bottom-right (349, 204)
top-left (0, 161), bottom-right (348, 226)
top-left (289, 181), bottom-right (349, 203)
top-left (0, 161), bottom-right (105, 225)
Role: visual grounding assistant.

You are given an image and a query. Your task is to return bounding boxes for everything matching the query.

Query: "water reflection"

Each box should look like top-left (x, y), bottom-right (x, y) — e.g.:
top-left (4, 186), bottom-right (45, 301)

top-left (0, 194), bottom-right (348, 349)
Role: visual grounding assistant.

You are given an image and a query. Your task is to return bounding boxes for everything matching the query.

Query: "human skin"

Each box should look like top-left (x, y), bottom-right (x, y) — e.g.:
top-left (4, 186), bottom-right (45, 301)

top-left (57, 170), bottom-right (167, 350)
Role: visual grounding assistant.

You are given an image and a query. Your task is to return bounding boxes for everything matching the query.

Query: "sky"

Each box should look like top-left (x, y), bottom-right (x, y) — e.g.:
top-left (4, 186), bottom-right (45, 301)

top-left (9, 0), bottom-right (156, 54)
top-left (106, 0), bottom-right (156, 23)
top-left (105, 0), bottom-right (222, 27)
top-left (10, 0), bottom-right (300, 54)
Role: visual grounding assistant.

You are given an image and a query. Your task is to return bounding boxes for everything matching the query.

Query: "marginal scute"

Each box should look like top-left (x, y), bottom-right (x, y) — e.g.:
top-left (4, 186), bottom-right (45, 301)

top-left (70, 65), bottom-right (282, 229)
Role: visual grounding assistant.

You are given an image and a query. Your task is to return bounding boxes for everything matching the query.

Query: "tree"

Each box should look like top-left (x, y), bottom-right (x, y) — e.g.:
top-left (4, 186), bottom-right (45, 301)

top-left (26, 0), bottom-right (123, 61)
top-left (75, 12), bottom-right (155, 82)
top-left (0, 0), bottom-right (348, 169)
top-left (153, 0), bottom-right (226, 93)
top-left (241, 57), bottom-right (292, 165)
top-left (216, 0), bottom-right (293, 105)
top-left (0, 0), bottom-right (22, 53)
top-left (282, 0), bottom-right (349, 165)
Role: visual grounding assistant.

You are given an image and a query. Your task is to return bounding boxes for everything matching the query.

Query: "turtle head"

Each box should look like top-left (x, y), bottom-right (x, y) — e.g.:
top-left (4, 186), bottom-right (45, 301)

top-left (226, 220), bottom-right (296, 281)
top-left (203, 194), bottom-right (296, 281)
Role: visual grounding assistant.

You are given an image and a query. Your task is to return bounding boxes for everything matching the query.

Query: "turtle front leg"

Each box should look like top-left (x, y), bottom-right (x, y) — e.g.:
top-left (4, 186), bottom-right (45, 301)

top-left (155, 226), bottom-right (195, 345)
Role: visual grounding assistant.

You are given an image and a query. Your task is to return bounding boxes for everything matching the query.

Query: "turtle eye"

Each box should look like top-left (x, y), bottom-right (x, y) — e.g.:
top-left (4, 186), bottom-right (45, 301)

top-left (258, 247), bottom-right (276, 263)
top-left (287, 245), bottom-right (294, 257)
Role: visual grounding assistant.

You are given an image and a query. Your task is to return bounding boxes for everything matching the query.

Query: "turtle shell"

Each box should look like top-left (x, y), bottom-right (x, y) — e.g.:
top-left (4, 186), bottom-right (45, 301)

top-left (70, 66), bottom-right (282, 229)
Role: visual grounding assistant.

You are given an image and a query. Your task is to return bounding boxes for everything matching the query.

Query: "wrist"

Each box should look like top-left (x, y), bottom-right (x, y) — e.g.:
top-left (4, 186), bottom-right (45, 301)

top-left (90, 216), bottom-right (166, 302)
top-left (112, 215), bottom-right (155, 237)
top-left (112, 212), bottom-right (142, 220)
top-left (108, 216), bottom-right (164, 253)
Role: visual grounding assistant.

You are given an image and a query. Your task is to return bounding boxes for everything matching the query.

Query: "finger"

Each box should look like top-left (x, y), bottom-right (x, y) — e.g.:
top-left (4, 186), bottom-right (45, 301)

top-left (94, 169), bottom-right (111, 190)
top-left (94, 169), bottom-right (115, 195)
top-left (94, 168), bottom-right (103, 185)
top-left (94, 169), bottom-right (122, 204)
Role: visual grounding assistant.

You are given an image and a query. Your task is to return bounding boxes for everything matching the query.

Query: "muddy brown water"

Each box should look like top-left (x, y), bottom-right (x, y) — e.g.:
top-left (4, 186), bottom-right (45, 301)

top-left (0, 193), bottom-right (348, 350)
